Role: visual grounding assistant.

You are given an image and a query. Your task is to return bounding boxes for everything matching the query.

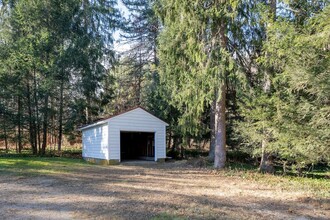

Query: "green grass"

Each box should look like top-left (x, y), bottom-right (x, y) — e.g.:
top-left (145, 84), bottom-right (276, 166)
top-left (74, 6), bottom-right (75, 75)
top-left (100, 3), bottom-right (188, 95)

top-left (0, 157), bottom-right (87, 176)
top-left (0, 148), bottom-right (82, 157)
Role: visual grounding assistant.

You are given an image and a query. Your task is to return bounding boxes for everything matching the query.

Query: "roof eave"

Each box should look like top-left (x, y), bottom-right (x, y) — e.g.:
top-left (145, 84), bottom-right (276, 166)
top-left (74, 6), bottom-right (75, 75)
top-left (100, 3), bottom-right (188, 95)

top-left (77, 120), bottom-right (108, 131)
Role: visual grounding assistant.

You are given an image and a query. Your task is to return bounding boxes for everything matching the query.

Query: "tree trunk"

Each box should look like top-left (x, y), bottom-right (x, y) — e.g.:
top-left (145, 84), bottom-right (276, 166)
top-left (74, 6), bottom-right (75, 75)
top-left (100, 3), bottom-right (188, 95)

top-left (208, 99), bottom-right (215, 161)
top-left (171, 136), bottom-right (177, 152)
top-left (260, 69), bottom-right (271, 171)
top-left (259, 139), bottom-right (274, 173)
top-left (214, 83), bottom-right (227, 169)
top-left (86, 95), bottom-right (91, 123)
top-left (33, 68), bottom-right (40, 153)
top-left (15, 129), bottom-right (18, 153)
top-left (180, 144), bottom-right (184, 159)
top-left (259, 0), bottom-right (276, 173)
top-left (58, 77), bottom-right (64, 152)
top-left (136, 50), bottom-right (142, 106)
top-left (167, 129), bottom-right (172, 150)
top-left (41, 94), bottom-right (49, 155)
top-left (27, 83), bottom-right (37, 154)
top-left (53, 108), bottom-right (55, 151)
top-left (213, 11), bottom-right (227, 169)
top-left (49, 96), bottom-right (54, 151)
top-left (3, 119), bottom-right (8, 153)
top-left (17, 95), bottom-right (22, 153)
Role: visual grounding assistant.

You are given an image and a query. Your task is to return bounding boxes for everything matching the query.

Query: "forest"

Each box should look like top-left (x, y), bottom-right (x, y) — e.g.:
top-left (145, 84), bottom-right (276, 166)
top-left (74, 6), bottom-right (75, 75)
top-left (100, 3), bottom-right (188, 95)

top-left (0, 0), bottom-right (329, 174)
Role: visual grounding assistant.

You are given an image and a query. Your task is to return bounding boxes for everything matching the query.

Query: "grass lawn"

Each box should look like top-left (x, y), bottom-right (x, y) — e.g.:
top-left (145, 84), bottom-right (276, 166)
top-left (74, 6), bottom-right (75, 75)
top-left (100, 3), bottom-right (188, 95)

top-left (0, 156), bottom-right (87, 176)
top-left (0, 156), bottom-right (329, 219)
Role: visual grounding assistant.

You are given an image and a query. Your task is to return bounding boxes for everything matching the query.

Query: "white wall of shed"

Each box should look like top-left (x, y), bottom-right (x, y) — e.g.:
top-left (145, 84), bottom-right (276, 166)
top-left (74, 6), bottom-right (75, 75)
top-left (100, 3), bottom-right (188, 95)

top-left (107, 108), bottom-right (166, 161)
top-left (82, 123), bottom-right (109, 160)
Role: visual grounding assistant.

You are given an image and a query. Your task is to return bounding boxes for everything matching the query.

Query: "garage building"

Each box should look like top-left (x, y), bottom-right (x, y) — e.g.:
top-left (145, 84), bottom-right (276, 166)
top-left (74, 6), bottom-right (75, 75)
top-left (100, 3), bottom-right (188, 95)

top-left (79, 107), bottom-right (168, 164)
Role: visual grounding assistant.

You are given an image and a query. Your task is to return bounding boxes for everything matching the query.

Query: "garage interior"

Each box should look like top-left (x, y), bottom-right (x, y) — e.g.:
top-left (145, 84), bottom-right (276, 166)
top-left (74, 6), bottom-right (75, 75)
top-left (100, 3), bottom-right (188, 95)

top-left (120, 131), bottom-right (155, 161)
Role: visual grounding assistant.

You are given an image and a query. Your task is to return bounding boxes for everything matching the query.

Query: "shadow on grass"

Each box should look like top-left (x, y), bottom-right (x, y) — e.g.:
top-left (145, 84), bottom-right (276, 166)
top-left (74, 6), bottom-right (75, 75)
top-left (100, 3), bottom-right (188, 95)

top-left (0, 148), bottom-right (82, 159)
top-left (225, 159), bottom-right (329, 180)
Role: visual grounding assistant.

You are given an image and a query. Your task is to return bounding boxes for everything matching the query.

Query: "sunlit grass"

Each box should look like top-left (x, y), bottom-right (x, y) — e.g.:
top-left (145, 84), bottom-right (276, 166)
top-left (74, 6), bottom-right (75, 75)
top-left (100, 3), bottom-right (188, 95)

top-left (0, 157), bottom-right (88, 176)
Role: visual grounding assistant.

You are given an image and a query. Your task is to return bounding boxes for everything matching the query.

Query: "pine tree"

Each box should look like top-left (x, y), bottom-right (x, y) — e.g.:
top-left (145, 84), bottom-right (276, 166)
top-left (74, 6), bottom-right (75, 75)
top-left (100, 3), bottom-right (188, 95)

top-left (156, 0), bottom-right (243, 168)
top-left (237, 1), bottom-right (329, 172)
top-left (0, 0), bottom-right (120, 153)
top-left (265, 4), bottom-right (330, 170)
top-left (112, 0), bottom-right (160, 109)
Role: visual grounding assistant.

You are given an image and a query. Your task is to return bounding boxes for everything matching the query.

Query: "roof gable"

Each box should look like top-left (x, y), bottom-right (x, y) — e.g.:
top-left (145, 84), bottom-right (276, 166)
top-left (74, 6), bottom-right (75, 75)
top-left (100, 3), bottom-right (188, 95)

top-left (79, 107), bottom-right (168, 131)
top-left (107, 107), bottom-right (168, 125)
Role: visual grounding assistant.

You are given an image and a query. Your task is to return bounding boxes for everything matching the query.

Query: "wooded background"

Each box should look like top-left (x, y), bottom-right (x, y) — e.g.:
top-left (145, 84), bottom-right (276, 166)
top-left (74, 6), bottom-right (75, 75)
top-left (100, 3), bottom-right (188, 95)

top-left (0, 0), bottom-right (329, 172)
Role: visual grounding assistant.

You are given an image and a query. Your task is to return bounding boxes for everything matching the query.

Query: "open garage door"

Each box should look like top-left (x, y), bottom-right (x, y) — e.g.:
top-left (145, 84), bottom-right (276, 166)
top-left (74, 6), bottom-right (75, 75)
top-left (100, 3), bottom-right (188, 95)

top-left (120, 132), bottom-right (155, 161)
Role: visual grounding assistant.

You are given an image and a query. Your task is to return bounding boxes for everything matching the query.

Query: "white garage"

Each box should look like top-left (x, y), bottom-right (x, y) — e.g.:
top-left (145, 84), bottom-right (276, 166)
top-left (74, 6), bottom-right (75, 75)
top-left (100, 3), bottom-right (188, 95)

top-left (79, 107), bottom-right (168, 164)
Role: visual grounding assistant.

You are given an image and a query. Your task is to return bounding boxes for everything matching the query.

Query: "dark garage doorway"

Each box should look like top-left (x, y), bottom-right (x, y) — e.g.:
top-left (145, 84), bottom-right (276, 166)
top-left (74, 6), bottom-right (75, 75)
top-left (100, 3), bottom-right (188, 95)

top-left (120, 131), bottom-right (155, 161)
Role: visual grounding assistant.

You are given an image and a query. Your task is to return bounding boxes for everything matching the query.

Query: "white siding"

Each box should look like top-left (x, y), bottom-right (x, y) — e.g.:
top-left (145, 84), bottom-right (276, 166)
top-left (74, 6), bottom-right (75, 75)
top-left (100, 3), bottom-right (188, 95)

top-left (82, 123), bottom-right (109, 160)
top-left (107, 108), bottom-right (167, 161)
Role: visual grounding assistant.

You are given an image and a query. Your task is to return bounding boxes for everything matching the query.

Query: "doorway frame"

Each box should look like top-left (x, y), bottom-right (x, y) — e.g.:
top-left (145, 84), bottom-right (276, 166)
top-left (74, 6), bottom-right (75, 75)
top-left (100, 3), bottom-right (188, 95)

top-left (119, 130), bottom-right (156, 162)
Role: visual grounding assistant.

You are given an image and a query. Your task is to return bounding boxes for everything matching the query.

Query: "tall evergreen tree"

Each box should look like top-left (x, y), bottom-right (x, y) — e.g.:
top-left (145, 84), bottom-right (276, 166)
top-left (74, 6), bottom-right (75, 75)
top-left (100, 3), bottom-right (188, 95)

top-left (112, 0), bottom-right (159, 110)
top-left (237, 1), bottom-right (329, 172)
top-left (156, 0), bottom-right (244, 168)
